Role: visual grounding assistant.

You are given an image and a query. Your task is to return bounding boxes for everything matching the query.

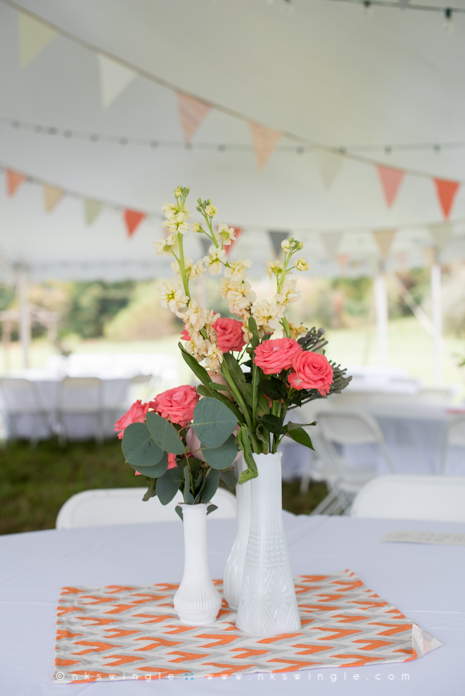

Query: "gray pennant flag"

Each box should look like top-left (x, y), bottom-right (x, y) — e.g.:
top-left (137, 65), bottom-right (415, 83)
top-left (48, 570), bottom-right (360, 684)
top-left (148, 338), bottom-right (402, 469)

top-left (268, 230), bottom-right (289, 257)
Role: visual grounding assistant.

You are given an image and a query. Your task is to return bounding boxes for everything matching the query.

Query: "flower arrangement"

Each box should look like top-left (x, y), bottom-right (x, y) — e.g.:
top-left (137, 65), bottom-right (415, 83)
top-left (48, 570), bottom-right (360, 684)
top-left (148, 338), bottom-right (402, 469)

top-left (116, 187), bottom-right (351, 510)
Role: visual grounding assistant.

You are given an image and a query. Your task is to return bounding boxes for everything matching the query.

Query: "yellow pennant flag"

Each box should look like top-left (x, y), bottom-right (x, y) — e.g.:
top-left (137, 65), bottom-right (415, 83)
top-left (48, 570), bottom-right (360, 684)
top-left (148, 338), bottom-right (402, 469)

top-left (18, 11), bottom-right (57, 67)
top-left (43, 185), bottom-right (64, 212)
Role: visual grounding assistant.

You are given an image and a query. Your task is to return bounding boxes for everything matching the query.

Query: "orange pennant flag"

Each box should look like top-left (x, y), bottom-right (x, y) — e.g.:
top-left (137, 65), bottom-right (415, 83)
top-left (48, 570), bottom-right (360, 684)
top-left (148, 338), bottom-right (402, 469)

top-left (176, 92), bottom-right (211, 144)
top-left (377, 165), bottom-right (404, 208)
top-left (434, 178), bottom-right (460, 219)
top-left (124, 209), bottom-right (146, 237)
top-left (249, 123), bottom-right (282, 170)
top-left (43, 184), bottom-right (64, 212)
top-left (6, 170), bottom-right (26, 196)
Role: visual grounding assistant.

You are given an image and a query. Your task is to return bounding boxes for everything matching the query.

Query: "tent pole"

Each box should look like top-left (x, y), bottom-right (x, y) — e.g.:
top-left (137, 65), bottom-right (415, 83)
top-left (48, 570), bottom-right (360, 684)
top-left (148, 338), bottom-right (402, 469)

top-left (431, 260), bottom-right (443, 386)
top-left (374, 265), bottom-right (388, 366)
top-left (17, 263), bottom-right (30, 369)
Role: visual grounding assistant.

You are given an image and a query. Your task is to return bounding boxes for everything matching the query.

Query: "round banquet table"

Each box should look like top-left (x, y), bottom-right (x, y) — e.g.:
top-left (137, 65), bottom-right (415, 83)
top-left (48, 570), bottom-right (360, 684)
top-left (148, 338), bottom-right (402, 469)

top-left (0, 512), bottom-right (464, 695)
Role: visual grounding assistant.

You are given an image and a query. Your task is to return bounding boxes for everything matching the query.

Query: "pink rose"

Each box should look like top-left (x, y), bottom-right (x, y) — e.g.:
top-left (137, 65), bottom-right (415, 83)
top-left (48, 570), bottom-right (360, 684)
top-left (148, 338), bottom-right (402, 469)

top-left (213, 317), bottom-right (245, 353)
top-left (114, 399), bottom-right (150, 439)
top-left (150, 385), bottom-right (199, 427)
top-left (288, 351), bottom-right (333, 396)
top-left (253, 338), bottom-right (302, 375)
top-left (185, 427), bottom-right (206, 462)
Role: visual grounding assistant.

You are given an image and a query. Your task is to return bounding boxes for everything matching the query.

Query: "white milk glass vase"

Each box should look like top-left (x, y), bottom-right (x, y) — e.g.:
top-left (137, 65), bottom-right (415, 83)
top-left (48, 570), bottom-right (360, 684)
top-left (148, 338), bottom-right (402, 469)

top-left (236, 452), bottom-right (301, 636)
top-left (223, 456), bottom-right (251, 610)
top-left (173, 503), bottom-right (221, 625)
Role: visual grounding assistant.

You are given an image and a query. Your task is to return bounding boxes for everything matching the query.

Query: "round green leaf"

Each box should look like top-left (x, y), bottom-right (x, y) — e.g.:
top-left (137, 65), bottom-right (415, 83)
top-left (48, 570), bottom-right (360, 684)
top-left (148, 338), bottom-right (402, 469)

top-left (192, 397), bottom-right (237, 448)
top-left (122, 422), bottom-right (163, 468)
top-left (128, 451), bottom-right (168, 479)
top-left (156, 466), bottom-right (182, 505)
top-left (202, 434), bottom-right (238, 470)
top-left (146, 412), bottom-right (185, 454)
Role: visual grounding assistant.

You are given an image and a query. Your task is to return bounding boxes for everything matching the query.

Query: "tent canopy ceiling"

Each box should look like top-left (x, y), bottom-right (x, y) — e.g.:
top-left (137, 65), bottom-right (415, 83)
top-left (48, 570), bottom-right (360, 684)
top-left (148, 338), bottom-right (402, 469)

top-left (1, 0), bottom-right (465, 280)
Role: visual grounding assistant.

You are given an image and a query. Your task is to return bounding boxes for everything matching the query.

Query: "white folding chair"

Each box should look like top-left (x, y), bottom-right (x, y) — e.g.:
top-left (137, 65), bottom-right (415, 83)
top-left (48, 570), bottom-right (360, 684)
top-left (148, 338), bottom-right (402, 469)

top-left (57, 377), bottom-right (103, 445)
top-left (351, 475), bottom-right (465, 523)
top-left (417, 387), bottom-right (454, 405)
top-left (440, 415), bottom-right (465, 474)
top-left (56, 487), bottom-right (237, 529)
top-left (0, 377), bottom-right (53, 445)
top-left (310, 409), bottom-right (396, 515)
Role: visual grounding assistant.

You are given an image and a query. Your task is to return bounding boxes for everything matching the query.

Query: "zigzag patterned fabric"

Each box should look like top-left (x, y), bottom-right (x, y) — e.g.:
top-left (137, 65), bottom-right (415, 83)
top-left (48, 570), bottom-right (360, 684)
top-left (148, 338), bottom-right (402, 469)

top-left (54, 569), bottom-right (441, 683)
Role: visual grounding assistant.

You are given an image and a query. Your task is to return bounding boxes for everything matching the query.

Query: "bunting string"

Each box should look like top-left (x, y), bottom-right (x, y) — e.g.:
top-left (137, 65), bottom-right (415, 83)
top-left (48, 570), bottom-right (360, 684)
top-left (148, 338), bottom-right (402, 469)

top-left (2, 0), bottom-right (464, 190)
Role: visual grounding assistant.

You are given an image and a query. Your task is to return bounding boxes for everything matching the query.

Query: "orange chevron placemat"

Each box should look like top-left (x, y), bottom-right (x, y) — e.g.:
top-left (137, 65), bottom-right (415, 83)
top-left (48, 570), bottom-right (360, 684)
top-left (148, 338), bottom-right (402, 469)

top-left (53, 570), bottom-right (441, 684)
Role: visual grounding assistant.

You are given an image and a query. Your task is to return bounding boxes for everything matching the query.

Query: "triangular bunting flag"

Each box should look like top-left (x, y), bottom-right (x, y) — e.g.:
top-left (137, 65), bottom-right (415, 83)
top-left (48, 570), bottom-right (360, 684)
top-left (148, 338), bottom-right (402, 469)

top-left (84, 199), bottom-right (102, 226)
top-left (176, 92), bottom-right (211, 144)
top-left (373, 229), bottom-right (397, 259)
top-left (336, 253), bottom-right (349, 272)
top-left (316, 151), bottom-right (344, 191)
top-left (268, 231), bottom-right (289, 257)
top-left (249, 123), bottom-right (282, 171)
top-left (97, 54), bottom-right (137, 108)
top-left (6, 170), bottom-right (26, 196)
top-left (428, 224), bottom-right (452, 252)
top-left (198, 237), bottom-right (211, 257)
top-left (377, 165), bottom-right (405, 207)
top-left (434, 178), bottom-right (460, 219)
top-left (320, 231), bottom-right (343, 259)
top-left (223, 227), bottom-right (243, 257)
top-left (18, 11), bottom-right (57, 68)
top-left (124, 209), bottom-right (145, 237)
top-left (43, 185), bottom-right (63, 212)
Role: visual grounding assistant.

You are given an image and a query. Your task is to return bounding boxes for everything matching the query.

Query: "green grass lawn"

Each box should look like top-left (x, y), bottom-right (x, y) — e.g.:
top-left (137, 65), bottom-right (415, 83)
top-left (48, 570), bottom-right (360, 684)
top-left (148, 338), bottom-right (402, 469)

top-left (0, 438), bottom-right (327, 535)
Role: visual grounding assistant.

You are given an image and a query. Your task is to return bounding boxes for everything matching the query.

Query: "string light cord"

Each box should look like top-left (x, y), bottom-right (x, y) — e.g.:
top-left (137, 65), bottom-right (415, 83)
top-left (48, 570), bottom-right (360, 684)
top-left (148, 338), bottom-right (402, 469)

top-left (0, 0), bottom-right (461, 184)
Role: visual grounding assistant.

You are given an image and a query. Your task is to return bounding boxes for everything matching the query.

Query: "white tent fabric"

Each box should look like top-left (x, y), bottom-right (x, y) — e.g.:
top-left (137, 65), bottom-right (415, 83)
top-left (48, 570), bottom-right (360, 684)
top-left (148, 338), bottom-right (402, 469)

top-left (1, 0), bottom-right (465, 281)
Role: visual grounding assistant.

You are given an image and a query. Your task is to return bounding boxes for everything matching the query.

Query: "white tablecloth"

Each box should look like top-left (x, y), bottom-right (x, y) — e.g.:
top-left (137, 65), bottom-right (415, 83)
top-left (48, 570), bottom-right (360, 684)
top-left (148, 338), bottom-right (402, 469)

top-left (1, 513), bottom-right (463, 694)
top-left (0, 370), bottom-right (134, 440)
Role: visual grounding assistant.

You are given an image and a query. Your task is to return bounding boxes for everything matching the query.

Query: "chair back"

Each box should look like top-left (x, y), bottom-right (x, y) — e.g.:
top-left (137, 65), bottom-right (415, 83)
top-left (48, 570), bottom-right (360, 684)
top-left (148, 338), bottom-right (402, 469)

top-left (440, 415), bottom-right (465, 474)
top-left (351, 475), bottom-right (465, 523)
top-left (0, 378), bottom-right (42, 413)
top-left (56, 487), bottom-right (237, 529)
top-left (58, 377), bottom-right (103, 412)
top-left (417, 388), bottom-right (454, 404)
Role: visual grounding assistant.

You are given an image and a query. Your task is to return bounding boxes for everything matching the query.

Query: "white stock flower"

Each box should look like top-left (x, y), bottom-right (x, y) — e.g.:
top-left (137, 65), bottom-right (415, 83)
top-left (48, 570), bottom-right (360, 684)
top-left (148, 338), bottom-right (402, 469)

top-left (265, 260), bottom-right (283, 279)
top-left (252, 300), bottom-right (284, 332)
top-left (166, 218), bottom-right (189, 235)
top-left (205, 204), bottom-right (218, 217)
top-left (281, 239), bottom-right (291, 252)
top-left (154, 234), bottom-right (179, 257)
top-left (207, 246), bottom-right (226, 275)
top-left (189, 259), bottom-right (206, 280)
top-left (288, 321), bottom-right (307, 340)
top-left (162, 202), bottom-right (176, 218)
top-left (204, 343), bottom-right (223, 372)
top-left (220, 279), bottom-right (256, 316)
top-left (275, 278), bottom-right (300, 305)
top-left (171, 256), bottom-right (194, 276)
top-left (180, 300), bottom-right (208, 331)
top-left (191, 222), bottom-right (203, 233)
top-left (224, 259), bottom-right (252, 282)
top-left (295, 257), bottom-right (309, 272)
top-left (158, 280), bottom-right (188, 313)
top-left (217, 224), bottom-right (236, 247)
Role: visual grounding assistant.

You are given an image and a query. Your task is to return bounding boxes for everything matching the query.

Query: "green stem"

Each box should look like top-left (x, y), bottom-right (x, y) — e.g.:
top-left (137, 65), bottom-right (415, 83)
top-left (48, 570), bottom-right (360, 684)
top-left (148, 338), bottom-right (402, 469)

top-left (177, 233), bottom-right (190, 299)
top-left (282, 316), bottom-right (291, 338)
top-left (221, 360), bottom-right (254, 432)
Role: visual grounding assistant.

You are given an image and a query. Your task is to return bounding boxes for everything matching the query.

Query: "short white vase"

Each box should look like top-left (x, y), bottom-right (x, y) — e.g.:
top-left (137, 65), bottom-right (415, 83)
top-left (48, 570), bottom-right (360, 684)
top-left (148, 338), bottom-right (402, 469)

top-left (173, 503), bottom-right (222, 625)
top-left (223, 456), bottom-right (251, 610)
top-left (236, 452), bottom-right (301, 636)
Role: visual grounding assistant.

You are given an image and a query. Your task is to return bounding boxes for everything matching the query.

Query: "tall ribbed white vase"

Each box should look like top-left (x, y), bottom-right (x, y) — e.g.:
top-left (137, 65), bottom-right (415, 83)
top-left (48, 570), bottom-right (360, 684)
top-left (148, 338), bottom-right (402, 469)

top-left (173, 504), bottom-right (221, 625)
top-left (236, 452), bottom-right (301, 636)
top-left (223, 456), bottom-right (251, 610)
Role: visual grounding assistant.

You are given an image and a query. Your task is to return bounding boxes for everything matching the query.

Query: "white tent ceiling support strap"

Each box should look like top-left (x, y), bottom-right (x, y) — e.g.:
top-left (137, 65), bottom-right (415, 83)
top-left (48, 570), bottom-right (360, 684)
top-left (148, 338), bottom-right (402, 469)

top-left (16, 262), bottom-right (30, 369)
top-left (374, 267), bottom-right (389, 367)
top-left (431, 261), bottom-right (443, 387)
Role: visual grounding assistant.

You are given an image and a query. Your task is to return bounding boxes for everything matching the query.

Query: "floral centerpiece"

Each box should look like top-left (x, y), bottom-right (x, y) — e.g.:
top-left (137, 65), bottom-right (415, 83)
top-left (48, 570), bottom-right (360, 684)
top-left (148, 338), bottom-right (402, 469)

top-left (115, 186), bottom-right (350, 631)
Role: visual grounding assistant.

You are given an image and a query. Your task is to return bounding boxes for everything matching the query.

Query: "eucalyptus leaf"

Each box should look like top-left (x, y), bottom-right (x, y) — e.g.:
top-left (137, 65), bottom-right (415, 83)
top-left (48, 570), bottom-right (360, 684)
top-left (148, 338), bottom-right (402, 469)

top-left (202, 434), bottom-right (238, 470)
top-left (201, 469), bottom-right (220, 503)
top-left (146, 412), bottom-right (185, 454)
top-left (183, 486), bottom-right (195, 504)
top-left (142, 479), bottom-right (157, 501)
top-left (156, 466), bottom-right (182, 505)
top-left (192, 397), bottom-right (237, 448)
top-left (207, 504), bottom-right (218, 516)
top-left (122, 422), bottom-right (164, 468)
top-left (128, 450), bottom-right (168, 479)
top-left (175, 504), bottom-right (183, 521)
top-left (220, 469), bottom-right (238, 490)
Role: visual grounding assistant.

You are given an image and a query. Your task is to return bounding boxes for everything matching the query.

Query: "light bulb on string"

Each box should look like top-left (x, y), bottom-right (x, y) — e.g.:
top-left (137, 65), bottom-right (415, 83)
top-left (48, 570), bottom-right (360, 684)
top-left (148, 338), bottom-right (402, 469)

top-left (443, 8), bottom-right (455, 32)
top-left (361, 0), bottom-right (373, 16)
